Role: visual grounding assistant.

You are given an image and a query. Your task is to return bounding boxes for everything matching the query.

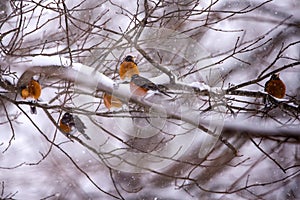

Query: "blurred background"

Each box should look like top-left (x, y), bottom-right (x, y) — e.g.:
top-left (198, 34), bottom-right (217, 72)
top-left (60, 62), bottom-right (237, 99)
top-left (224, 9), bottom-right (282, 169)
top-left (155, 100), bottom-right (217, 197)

top-left (0, 0), bottom-right (299, 199)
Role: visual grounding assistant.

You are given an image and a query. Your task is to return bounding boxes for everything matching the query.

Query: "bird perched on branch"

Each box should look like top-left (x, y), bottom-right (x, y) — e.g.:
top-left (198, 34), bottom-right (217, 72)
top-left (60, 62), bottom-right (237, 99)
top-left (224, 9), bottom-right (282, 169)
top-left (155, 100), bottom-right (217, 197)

top-left (265, 73), bottom-right (286, 99)
top-left (130, 74), bottom-right (171, 97)
top-left (119, 55), bottom-right (140, 81)
top-left (103, 55), bottom-right (139, 110)
top-left (20, 78), bottom-right (42, 114)
top-left (59, 112), bottom-right (91, 140)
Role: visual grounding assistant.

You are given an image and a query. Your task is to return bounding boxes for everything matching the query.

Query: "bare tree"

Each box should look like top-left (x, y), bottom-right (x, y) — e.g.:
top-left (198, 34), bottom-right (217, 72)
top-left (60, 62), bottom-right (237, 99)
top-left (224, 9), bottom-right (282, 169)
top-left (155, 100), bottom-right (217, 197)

top-left (0, 0), bottom-right (299, 199)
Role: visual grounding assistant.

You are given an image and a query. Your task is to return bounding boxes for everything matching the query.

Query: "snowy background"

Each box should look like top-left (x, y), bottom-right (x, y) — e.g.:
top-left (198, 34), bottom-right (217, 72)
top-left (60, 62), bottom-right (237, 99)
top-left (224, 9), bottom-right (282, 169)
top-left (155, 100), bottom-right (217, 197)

top-left (0, 0), bottom-right (300, 199)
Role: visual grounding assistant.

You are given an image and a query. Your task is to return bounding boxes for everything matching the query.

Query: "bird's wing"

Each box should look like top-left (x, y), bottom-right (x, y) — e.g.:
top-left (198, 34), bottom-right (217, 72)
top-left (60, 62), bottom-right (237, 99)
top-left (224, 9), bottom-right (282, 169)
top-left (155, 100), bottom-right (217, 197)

top-left (73, 115), bottom-right (87, 133)
top-left (73, 116), bottom-right (91, 140)
top-left (135, 77), bottom-right (158, 90)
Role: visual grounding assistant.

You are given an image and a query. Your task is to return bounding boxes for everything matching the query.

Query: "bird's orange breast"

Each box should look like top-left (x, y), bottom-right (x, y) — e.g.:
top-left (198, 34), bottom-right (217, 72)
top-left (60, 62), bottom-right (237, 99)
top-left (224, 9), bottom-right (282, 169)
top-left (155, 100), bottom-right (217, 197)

top-left (119, 62), bottom-right (139, 80)
top-left (28, 80), bottom-right (41, 100)
top-left (21, 88), bottom-right (30, 99)
top-left (130, 82), bottom-right (148, 96)
top-left (103, 93), bottom-right (123, 109)
top-left (265, 79), bottom-right (286, 98)
top-left (21, 80), bottom-right (42, 100)
top-left (59, 121), bottom-right (71, 133)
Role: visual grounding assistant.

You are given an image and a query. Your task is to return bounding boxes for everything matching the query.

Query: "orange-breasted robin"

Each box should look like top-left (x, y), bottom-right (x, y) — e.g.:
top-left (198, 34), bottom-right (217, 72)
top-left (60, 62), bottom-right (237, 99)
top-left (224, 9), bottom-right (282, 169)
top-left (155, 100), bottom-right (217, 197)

top-left (103, 92), bottom-right (123, 110)
top-left (130, 74), bottom-right (171, 97)
top-left (119, 55), bottom-right (140, 81)
top-left (20, 78), bottom-right (41, 100)
top-left (265, 73), bottom-right (286, 99)
top-left (20, 78), bottom-right (42, 114)
top-left (59, 112), bottom-right (91, 140)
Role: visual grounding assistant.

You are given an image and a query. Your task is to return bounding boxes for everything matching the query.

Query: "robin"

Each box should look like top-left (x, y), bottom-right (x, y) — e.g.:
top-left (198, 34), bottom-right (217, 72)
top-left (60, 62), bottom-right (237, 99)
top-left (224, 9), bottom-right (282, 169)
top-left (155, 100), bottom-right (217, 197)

top-left (20, 78), bottom-right (42, 114)
top-left (59, 112), bottom-right (91, 140)
top-left (102, 55), bottom-right (139, 109)
top-left (265, 73), bottom-right (286, 99)
top-left (130, 74), bottom-right (171, 97)
top-left (119, 55), bottom-right (140, 81)
top-left (20, 78), bottom-right (41, 100)
top-left (103, 92), bottom-right (123, 110)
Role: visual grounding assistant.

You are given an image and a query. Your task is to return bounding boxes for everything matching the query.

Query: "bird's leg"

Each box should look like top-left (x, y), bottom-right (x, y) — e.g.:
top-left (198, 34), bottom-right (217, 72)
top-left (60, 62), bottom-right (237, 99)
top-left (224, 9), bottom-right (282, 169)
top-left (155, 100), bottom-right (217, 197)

top-left (30, 100), bottom-right (37, 114)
